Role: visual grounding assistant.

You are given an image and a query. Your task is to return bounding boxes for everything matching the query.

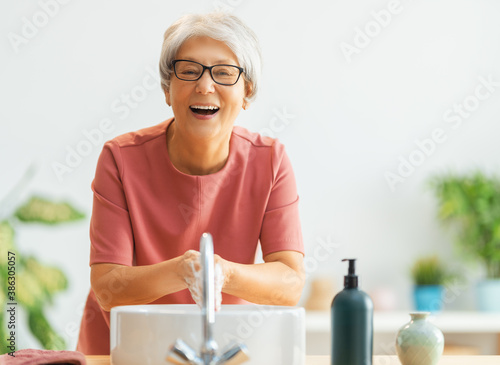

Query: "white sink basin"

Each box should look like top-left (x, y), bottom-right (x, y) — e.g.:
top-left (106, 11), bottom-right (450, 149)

top-left (110, 304), bottom-right (305, 365)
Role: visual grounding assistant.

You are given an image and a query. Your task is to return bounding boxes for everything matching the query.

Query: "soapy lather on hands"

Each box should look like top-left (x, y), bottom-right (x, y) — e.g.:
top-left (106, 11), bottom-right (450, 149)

top-left (181, 249), bottom-right (225, 311)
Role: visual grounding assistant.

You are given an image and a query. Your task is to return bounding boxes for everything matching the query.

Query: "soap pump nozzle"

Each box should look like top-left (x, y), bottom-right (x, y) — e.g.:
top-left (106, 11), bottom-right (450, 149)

top-left (342, 258), bottom-right (358, 289)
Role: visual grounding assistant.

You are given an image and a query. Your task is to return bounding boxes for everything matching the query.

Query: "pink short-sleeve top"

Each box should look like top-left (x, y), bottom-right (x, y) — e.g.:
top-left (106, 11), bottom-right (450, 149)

top-left (77, 118), bottom-right (304, 354)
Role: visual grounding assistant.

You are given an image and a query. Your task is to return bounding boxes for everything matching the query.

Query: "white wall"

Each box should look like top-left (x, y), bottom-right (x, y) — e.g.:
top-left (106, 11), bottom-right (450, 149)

top-left (1, 0), bottom-right (500, 351)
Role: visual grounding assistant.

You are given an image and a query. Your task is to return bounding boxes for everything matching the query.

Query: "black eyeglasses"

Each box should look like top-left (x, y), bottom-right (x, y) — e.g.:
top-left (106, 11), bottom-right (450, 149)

top-left (171, 59), bottom-right (245, 86)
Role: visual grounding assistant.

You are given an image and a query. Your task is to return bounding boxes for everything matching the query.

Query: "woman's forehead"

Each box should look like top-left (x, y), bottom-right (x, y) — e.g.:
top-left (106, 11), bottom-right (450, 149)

top-left (176, 36), bottom-right (239, 65)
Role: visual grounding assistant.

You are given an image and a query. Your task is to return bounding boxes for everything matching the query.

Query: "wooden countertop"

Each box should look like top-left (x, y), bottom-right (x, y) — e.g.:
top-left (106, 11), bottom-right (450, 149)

top-left (86, 355), bottom-right (500, 364)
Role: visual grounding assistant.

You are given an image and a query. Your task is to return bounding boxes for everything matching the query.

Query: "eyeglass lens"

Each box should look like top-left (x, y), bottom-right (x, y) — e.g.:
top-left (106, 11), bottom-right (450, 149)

top-left (174, 61), bottom-right (241, 85)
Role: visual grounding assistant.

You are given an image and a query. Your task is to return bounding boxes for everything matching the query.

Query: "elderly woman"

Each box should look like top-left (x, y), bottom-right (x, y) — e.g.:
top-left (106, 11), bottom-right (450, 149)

top-left (77, 12), bottom-right (305, 354)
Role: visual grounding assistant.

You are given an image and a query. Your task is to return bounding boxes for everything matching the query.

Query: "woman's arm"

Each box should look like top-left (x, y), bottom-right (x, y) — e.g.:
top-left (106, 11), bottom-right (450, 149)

top-left (92, 249), bottom-right (305, 312)
top-left (91, 250), bottom-right (201, 312)
top-left (219, 250), bottom-right (305, 306)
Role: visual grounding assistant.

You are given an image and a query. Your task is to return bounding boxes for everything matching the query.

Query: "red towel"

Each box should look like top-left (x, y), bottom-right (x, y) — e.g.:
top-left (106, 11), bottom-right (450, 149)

top-left (0, 349), bottom-right (86, 365)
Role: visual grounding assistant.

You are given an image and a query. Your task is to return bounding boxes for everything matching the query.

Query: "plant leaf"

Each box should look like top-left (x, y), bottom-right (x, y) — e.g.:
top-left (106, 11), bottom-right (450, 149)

top-left (0, 221), bottom-right (15, 267)
top-left (25, 257), bottom-right (68, 295)
top-left (411, 256), bottom-right (448, 285)
top-left (0, 310), bottom-right (8, 354)
top-left (17, 268), bottom-right (47, 310)
top-left (14, 196), bottom-right (84, 224)
top-left (28, 308), bottom-right (66, 350)
top-left (16, 257), bottom-right (68, 309)
top-left (429, 171), bottom-right (500, 278)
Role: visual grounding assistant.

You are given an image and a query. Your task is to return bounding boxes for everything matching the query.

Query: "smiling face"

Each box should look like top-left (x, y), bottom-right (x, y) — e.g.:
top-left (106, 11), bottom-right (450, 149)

top-left (165, 36), bottom-right (249, 142)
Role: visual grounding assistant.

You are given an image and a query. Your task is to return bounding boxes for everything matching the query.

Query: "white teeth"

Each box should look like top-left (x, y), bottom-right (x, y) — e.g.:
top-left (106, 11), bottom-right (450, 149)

top-left (191, 105), bottom-right (219, 110)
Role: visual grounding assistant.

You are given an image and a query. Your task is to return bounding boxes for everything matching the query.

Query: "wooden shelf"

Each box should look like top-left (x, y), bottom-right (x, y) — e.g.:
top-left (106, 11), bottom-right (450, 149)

top-left (306, 310), bottom-right (500, 355)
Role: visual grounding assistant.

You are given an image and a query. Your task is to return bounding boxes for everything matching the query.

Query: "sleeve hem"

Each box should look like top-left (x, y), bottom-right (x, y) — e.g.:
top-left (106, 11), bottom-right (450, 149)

top-left (92, 188), bottom-right (129, 212)
top-left (262, 247), bottom-right (305, 257)
top-left (90, 254), bottom-right (132, 267)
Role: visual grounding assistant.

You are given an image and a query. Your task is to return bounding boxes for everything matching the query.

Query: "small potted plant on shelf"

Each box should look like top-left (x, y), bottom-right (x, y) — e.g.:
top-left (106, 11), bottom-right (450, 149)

top-left (411, 255), bottom-right (449, 312)
top-left (430, 171), bottom-right (500, 311)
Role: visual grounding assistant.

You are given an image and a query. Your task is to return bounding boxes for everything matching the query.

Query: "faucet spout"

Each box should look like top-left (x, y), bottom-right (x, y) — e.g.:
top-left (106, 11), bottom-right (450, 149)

top-left (166, 233), bottom-right (249, 365)
top-left (200, 232), bottom-right (218, 362)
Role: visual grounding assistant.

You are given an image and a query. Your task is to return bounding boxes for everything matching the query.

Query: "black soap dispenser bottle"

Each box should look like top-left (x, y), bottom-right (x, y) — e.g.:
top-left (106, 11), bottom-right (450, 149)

top-left (331, 258), bottom-right (373, 365)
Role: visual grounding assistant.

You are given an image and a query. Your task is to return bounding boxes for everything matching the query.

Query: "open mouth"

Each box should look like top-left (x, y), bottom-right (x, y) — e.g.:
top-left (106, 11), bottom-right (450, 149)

top-left (190, 105), bottom-right (220, 115)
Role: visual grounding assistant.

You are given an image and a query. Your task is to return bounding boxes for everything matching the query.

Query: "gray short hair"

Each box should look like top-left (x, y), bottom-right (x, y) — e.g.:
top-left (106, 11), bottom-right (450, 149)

top-left (159, 12), bottom-right (262, 102)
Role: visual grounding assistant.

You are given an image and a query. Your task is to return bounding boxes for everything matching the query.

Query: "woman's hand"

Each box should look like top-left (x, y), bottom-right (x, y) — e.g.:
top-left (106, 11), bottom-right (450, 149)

top-left (180, 250), bottom-right (226, 310)
top-left (177, 249), bottom-right (201, 285)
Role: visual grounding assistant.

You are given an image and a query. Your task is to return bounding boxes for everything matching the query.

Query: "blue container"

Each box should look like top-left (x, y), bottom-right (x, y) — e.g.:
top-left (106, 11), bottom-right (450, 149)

top-left (413, 285), bottom-right (444, 312)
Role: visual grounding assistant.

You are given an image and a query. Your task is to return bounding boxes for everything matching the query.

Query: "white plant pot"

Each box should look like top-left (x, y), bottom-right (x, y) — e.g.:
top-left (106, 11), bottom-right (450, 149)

top-left (477, 279), bottom-right (500, 312)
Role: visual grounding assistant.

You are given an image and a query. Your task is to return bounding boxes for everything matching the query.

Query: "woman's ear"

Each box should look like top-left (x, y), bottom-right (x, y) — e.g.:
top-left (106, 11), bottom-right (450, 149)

top-left (243, 82), bottom-right (253, 110)
top-left (162, 85), bottom-right (171, 106)
top-left (245, 81), bottom-right (253, 101)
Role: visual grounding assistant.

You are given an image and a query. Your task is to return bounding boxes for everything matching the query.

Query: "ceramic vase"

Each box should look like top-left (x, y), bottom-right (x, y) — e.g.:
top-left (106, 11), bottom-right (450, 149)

top-left (396, 312), bottom-right (444, 365)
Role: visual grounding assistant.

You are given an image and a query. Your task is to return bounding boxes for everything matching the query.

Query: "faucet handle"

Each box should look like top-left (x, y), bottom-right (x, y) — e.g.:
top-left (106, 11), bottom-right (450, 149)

top-left (166, 338), bottom-right (203, 365)
top-left (215, 342), bottom-right (250, 365)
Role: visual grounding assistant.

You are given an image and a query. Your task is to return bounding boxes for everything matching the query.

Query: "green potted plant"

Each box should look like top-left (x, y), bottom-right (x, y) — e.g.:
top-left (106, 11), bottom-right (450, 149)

top-left (430, 171), bottom-right (500, 311)
top-left (0, 195), bottom-right (84, 353)
top-left (411, 255), bottom-right (449, 312)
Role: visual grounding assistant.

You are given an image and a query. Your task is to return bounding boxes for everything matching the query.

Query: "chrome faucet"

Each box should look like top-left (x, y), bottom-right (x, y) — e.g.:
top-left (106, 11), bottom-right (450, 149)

top-left (166, 233), bottom-right (250, 365)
